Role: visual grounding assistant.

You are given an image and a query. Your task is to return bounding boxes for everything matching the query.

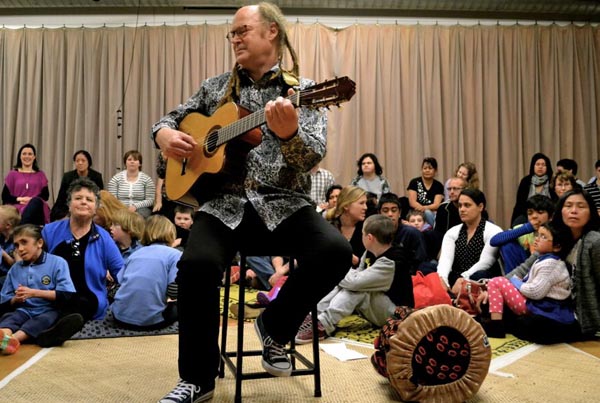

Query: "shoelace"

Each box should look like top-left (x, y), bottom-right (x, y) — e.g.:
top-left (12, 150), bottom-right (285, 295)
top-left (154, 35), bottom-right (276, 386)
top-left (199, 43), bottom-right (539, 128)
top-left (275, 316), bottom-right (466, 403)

top-left (263, 335), bottom-right (287, 362)
top-left (164, 380), bottom-right (197, 399)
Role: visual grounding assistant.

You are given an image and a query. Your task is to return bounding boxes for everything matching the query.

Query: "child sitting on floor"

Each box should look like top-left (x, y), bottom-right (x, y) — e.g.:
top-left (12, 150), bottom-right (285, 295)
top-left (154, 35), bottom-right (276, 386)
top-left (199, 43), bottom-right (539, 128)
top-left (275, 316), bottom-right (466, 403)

top-left (172, 205), bottom-right (194, 250)
top-left (111, 215), bottom-right (181, 330)
top-left (109, 209), bottom-right (145, 260)
top-left (295, 214), bottom-right (414, 343)
top-left (0, 205), bottom-right (21, 288)
top-left (0, 224), bottom-right (79, 354)
top-left (482, 222), bottom-right (573, 338)
top-left (406, 209), bottom-right (432, 232)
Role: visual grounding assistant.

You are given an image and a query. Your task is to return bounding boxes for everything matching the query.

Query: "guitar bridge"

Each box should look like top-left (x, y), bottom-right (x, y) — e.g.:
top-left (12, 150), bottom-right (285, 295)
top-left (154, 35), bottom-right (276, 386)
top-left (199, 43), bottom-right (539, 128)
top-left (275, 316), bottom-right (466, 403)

top-left (181, 158), bottom-right (187, 175)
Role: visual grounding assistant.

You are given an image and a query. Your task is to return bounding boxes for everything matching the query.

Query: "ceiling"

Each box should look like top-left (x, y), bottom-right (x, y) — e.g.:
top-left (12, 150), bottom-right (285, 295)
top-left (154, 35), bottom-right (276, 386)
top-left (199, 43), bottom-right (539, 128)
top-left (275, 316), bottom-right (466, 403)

top-left (2, 0), bottom-right (600, 22)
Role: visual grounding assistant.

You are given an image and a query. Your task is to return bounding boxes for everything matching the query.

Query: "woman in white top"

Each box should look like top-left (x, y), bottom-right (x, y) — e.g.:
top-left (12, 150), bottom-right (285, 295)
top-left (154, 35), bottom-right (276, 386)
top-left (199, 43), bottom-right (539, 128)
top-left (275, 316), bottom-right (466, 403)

top-left (437, 188), bottom-right (503, 289)
top-left (107, 150), bottom-right (155, 218)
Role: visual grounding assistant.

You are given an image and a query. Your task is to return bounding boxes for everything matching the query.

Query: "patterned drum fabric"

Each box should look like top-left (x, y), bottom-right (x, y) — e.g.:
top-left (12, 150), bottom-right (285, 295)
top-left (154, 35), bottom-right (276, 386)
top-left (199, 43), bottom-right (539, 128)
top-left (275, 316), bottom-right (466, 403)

top-left (384, 305), bottom-right (491, 403)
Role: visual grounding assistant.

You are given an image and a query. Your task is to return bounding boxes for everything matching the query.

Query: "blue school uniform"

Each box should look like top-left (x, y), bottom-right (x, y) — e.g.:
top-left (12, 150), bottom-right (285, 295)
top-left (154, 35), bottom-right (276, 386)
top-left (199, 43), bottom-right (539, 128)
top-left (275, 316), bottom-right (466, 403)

top-left (111, 243), bottom-right (181, 326)
top-left (0, 252), bottom-right (75, 316)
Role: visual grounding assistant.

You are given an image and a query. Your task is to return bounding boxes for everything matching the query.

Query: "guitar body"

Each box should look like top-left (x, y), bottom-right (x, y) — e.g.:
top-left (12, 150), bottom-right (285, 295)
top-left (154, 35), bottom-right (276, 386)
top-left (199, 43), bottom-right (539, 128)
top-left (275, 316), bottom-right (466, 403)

top-left (165, 102), bottom-right (261, 205)
top-left (163, 76), bottom-right (356, 206)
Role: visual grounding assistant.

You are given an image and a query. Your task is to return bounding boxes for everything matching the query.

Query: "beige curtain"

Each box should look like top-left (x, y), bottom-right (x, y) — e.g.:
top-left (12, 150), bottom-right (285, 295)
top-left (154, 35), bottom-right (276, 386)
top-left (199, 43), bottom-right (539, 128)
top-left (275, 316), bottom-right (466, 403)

top-left (1, 22), bottom-right (599, 228)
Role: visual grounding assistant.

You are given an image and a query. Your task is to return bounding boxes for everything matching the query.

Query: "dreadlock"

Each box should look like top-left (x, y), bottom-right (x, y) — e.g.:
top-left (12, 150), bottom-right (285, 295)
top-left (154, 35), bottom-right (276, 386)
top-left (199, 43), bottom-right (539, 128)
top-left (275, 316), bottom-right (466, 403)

top-left (218, 2), bottom-right (300, 107)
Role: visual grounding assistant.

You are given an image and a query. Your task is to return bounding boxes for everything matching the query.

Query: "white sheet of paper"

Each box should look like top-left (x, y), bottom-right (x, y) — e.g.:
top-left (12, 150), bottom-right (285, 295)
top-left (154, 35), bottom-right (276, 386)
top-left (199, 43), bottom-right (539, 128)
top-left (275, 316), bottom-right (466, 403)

top-left (319, 342), bottom-right (368, 361)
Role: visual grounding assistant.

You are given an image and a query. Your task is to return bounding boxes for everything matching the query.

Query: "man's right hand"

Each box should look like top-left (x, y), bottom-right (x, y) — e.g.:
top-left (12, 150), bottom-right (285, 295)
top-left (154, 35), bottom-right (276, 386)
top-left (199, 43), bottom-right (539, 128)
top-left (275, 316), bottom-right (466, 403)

top-left (155, 127), bottom-right (198, 159)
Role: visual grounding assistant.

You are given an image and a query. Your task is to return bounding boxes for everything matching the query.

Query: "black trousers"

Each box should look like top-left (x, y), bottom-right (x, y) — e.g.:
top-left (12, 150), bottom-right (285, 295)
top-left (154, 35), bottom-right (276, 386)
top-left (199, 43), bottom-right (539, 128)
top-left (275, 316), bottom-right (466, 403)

top-left (176, 203), bottom-right (352, 387)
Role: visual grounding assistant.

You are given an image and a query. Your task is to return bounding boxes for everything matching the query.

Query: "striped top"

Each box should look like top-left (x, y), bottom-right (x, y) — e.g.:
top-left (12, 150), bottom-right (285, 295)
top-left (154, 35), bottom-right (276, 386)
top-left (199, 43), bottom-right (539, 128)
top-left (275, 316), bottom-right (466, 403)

top-left (584, 182), bottom-right (600, 212)
top-left (107, 170), bottom-right (155, 210)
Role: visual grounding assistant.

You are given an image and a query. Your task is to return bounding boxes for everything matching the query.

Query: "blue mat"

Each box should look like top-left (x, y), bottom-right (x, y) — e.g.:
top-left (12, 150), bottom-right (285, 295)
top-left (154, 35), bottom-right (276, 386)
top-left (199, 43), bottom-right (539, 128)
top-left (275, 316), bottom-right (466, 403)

top-left (70, 309), bottom-right (178, 340)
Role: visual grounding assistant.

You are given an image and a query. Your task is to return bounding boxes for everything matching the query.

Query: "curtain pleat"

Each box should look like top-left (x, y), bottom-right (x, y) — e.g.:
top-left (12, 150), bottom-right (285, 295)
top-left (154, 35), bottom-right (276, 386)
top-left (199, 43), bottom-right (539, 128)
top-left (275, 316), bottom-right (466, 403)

top-left (1, 22), bottom-right (599, 228)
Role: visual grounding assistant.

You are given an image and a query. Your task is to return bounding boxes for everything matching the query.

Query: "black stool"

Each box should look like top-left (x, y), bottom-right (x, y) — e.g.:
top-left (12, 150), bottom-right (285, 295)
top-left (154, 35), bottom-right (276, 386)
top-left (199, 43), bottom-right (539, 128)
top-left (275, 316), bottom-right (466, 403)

top-left (219, 254), bottom-right (322, 403)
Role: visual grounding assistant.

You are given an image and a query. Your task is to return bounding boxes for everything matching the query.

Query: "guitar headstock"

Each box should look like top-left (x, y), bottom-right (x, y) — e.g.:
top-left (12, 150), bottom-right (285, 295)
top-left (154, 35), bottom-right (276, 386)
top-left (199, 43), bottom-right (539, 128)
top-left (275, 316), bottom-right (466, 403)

top-left (295, 76), bottom-right (356, 109)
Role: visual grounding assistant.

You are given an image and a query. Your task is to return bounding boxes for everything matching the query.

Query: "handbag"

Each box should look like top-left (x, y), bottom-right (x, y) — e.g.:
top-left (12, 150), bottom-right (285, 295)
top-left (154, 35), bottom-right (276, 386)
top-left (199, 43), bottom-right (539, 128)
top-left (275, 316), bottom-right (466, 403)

top-left (452, 278), bottom-right (487, 316)
top-left (411, 271), bottom-right (452, 309)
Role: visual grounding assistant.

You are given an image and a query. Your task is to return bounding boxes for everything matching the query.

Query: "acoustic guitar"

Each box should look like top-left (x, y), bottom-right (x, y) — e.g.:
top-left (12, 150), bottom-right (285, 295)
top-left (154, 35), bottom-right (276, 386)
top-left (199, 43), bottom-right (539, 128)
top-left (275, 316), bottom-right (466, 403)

top-left (165, 76), bottom-right (356, 207)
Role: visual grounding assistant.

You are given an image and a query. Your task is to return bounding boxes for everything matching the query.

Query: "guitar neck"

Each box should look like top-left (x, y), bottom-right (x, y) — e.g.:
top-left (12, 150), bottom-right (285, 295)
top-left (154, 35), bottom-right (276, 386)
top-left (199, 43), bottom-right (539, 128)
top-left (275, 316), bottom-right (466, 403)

top-left (215, 92), bottom-right (300, 148)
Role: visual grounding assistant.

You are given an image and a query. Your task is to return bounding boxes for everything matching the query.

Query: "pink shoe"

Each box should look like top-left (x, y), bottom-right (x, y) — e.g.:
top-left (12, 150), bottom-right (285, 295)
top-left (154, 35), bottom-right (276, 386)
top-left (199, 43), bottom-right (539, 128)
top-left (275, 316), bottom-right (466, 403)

top-left (257, 276), bottom-right (287, 305)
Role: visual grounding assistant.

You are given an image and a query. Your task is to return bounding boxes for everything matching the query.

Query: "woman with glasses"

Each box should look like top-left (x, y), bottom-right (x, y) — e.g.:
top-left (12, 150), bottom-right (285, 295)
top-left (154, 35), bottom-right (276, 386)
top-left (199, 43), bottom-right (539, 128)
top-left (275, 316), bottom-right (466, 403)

top-left (506, 188), bottom-right (600, 343)
top-left (38, 178), bottom-right (123, 347)
top-left (551, 171), bottom-right (580, 200)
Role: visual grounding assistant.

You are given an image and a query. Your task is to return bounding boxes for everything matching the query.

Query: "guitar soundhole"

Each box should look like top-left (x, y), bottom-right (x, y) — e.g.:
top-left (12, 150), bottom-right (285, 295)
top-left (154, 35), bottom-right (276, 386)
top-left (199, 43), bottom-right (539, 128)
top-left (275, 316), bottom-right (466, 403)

top-left (204, 130), bottom-right (220, 155)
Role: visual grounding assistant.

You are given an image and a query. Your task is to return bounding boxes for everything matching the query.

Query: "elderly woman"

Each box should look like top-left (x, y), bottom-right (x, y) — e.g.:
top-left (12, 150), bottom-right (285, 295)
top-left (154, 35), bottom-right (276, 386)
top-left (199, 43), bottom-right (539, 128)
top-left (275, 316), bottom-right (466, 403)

top-left (37, 178), bottom-right (123, 347)
top-left (437, 188), bottom-right (503, 289)
top-left (506, 188), bottom-right (600, 343)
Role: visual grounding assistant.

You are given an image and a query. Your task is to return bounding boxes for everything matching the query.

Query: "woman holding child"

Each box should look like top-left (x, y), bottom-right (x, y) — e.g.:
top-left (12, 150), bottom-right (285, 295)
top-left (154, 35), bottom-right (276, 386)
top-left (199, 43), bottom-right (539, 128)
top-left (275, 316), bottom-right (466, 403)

top-left (504, 188), bottom-right (600, 343)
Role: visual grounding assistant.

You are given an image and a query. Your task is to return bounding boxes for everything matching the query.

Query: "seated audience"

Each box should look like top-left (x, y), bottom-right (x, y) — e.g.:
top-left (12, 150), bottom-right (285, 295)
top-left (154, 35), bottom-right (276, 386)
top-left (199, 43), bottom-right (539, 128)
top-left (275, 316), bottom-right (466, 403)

top-left (107, 150), bottom-right (156, 218)
top-left (551, 171), bottom-right (580, 200)
top-left (556, 158), bottom-right (587, 188)
top-left (109, 209), bottom-right (145, 260)
top-left (38, 178), bottom-right (123, 347)
top-left (429, 176), bottom-right (465, 259)
top-left (443, 162), bottom-right (479, 200)
top-left (294, 214), bottom-right (414, 343)
top-left (319, 184), bottom-right (342, 215)
top-left (406, 209), bottom-right (432, 232)
top-left (111, 215), bottom-right (181, 330)
top-left (376, 193), bottom-right (428, 274)
top-left (325, 186), bottom-right (368, 267)
top-left (490, 194), bottom-right (555, 274)
top-left (310, 163), bottom-right (335, 211)
top-left (350, 153), bottom-right (391, 200)
top-left (407, 157), bottom-right (444, 227)
top-left (94, 190), bottom-right (128, 230)
top-left (511, 152), bottom-right (555, 226)
top-left (172, 205), bottom-right (194, 250)
top-left (0, 224), bottom-right (77, 354)
top-left (505, 188), bottom-right (600, 344)
top-left (482, 222), bottom-right (573, 338)
top-left (2, 144), bottom-right (50, 225)
top-left (152, 151), bottom-right (177, 222)
top-left (583, 159), bottom-right (600, 216)
top-left (437, 188), bottom-right (503, 289)
top-left (51, 150), bottom-right (105, 222)
top-left (0, 205), bottom-right (21, 287)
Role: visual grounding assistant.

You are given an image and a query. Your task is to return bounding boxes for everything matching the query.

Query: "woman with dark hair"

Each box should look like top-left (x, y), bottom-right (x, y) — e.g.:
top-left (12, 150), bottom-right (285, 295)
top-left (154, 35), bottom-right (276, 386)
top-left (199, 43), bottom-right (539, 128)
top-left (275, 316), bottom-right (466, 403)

top-left (511, 152), bottom-right (556, 226)
top-left (407, 157), bottom-right (445, 227)
top-left (506, 188), bottom-right (600, 343)
top-left (2, 144), bottom-right (50, 225)
top-left (437, 188), bottom-right (503, 289)
top-left (350, 153), bottom-right (391, 200)
top-left (50, 150), bottom-right (105, 222)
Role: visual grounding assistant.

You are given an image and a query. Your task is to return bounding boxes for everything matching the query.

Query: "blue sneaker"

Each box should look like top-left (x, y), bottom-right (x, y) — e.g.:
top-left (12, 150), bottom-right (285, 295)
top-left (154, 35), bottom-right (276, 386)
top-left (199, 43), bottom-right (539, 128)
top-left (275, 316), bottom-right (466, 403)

top-left (254, 314), bottom-right (292, 377)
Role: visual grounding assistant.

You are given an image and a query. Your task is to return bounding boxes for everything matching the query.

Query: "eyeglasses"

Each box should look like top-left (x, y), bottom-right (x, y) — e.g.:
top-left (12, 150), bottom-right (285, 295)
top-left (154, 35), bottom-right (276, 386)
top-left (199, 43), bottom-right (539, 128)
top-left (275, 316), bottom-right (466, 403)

top-left (554, 182), bottom-right (572, 189)
top-left (71, 240), bottom-right (81, 257)
top-left (446, 187), bottom-right (464, 192)
top-left (534, 233), bottom-right (552, 242)
top-left (226, 25), bottom-right (253, 42)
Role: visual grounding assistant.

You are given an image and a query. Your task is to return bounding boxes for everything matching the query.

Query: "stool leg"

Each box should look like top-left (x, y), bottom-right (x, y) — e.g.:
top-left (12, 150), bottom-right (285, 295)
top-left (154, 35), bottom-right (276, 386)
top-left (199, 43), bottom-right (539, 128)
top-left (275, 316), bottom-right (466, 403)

top-left (219, 265), bottom-right (232, 378)
top-left (234, 254), bottom-right (248, 403)
top-left (311, 308), bottom-right (322, 397)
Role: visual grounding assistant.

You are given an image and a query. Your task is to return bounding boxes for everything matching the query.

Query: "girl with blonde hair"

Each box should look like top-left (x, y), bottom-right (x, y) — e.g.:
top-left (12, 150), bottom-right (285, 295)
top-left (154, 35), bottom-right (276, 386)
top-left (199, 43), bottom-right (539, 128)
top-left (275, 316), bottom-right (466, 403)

top-left (111, 215), bottom-right (181, 330)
